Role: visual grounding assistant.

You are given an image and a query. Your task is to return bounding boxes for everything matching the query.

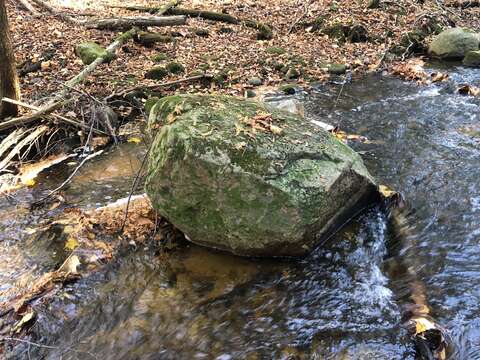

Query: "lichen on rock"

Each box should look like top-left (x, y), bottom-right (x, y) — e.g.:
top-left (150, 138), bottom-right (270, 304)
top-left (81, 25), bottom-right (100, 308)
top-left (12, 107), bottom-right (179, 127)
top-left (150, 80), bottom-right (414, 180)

top-left (145, 95), bottom-right (377, 257)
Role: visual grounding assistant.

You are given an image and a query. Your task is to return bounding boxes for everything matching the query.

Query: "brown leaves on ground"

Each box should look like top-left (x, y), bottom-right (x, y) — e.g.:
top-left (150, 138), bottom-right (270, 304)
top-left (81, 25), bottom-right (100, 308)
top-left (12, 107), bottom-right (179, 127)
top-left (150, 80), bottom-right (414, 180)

top-left (6, 0), bottom-right (472, 104)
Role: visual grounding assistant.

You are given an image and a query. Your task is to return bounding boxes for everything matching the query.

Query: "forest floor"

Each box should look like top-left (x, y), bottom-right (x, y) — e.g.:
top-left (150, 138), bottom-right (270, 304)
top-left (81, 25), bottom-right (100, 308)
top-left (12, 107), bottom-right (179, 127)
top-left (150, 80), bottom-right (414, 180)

top-left (7, 0), bottom-right (480, 104)
top-left (1, 0), bottom-right (480, 351)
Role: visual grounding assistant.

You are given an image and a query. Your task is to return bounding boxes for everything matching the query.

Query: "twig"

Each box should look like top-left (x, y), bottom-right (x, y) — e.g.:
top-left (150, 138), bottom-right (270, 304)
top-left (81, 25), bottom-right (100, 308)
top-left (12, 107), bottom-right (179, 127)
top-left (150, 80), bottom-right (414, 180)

top-left (120, 145), bottom-right (151, 232)
top-left (0, 337), bottom-right (58, 349)
top-left (1, 98), bottom-right (106, 135)
top-left (0, 101), bottom-right (65, 132)
top-left (32, 150), bottom-right (103, 206)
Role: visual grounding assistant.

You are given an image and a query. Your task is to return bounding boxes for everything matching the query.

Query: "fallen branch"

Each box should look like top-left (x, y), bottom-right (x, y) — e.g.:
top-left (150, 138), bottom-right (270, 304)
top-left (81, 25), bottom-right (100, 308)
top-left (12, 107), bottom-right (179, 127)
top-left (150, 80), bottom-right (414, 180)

top-left (1, 29), bottom-right (137, 133)
top-left (1, 98), bottom-right (106, 135)
top-left (167, 7), bottom-right (238, 23)
top-left (0, 125), bottom-right (48, 172)
top-left (110, 0), bottom-right (179, 15)
top-left (0, 101), bottom-right (64, 132)
top-left (106, 73), bottom-right (213, 101)
top-left (0, 128), bottom-right (28, 160)
top-left (85, 15), bottom-right (186, 30)
top-left (114, 5), bottom-right (273, 39)
top-left (134, 31), bottom-right (173, 46)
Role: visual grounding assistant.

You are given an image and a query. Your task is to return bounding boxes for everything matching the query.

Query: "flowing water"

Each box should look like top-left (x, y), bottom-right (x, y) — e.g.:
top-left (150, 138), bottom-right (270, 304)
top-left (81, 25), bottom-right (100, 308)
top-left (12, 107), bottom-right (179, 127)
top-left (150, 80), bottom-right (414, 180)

top-left (1, 65), bottom-right (480, 359)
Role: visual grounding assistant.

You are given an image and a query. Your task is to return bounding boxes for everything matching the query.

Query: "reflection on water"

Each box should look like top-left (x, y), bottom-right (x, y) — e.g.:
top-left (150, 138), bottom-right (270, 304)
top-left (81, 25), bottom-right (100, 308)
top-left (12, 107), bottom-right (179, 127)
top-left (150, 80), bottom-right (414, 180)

top-left (2, 66), bottom-right (480, 359)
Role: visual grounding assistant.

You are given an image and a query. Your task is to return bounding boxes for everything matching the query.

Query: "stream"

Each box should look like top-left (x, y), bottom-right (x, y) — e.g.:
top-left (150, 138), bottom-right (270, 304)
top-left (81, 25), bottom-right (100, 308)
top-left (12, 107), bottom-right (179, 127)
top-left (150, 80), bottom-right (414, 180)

top-left (1, 65), bottom-right (480, 359)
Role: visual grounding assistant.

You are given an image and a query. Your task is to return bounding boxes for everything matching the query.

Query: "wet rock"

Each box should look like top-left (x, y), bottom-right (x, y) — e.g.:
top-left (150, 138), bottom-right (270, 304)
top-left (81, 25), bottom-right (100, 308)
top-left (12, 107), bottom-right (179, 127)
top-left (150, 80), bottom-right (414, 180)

top-left (145, 66), bottom-right (168, 80)
top-left (245, 89), bottom-right (256, 98)
top-left (463, 50), bottom-right (480, 67)
top-left (94, 105), bottom-right (119, 131)
top-left (279, 84), bottom-right (297, 95)
top-left (265, 98), bottom-right (305, 118)
top-left (398, 30), bottom-right (428, 55)
top-left (248, 77), bottom-right (263, 86)
top-left (428, 28), bottom-right (480, 60)
top-left (75, 42), bottom-right (115, 65)
top-left (145, 95), bottom-right (377, 257)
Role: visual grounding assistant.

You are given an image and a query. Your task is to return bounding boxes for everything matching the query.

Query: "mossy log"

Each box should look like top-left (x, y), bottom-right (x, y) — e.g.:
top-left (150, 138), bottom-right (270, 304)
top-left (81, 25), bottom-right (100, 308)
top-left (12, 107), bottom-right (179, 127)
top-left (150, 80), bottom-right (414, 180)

top-left (85, 15), bottom-right (186, 30)
top-left (134, 31), bottom-right (173, 46)
top-left (166, 7), bottom-right (238, 23)
top-left (447, 0), bottom-right (480, 8)
top-left (110, 0), bottom-right (179, 15)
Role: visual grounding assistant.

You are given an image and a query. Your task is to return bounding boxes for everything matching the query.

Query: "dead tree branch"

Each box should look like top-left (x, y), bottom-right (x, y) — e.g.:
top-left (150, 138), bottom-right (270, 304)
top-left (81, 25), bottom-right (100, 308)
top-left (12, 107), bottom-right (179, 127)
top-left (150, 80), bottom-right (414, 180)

top-left (110, 0), bottom-right (179, 15)
top-left (0, 28), bottom-right (137, 133)
top-left (1, 98), bottom-right (106, 135)
top-left (85, 15), bottom-right (186, 30)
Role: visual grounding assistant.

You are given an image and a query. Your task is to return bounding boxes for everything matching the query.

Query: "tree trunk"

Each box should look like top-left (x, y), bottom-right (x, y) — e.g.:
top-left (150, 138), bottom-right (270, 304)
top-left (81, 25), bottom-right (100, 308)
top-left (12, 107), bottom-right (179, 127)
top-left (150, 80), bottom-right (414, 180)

top-left (0, 0), bottom-right (20, 119)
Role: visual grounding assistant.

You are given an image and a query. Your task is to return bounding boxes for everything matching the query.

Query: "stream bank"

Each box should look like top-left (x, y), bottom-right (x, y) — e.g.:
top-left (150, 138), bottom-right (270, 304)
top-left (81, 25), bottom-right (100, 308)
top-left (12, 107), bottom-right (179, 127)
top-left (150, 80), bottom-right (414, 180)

top-left (1, 64), bottom-right (480, 359)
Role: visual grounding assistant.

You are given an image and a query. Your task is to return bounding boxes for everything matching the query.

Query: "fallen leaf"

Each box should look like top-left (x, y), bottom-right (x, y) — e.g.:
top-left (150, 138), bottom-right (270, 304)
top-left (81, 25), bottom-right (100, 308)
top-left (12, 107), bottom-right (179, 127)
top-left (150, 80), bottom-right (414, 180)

top-left (127, 137), bottom-right (142, 143)
top-left (13, 310), bottom-right (36, 333)
top-left (65, 237), bottom-right (79, 251)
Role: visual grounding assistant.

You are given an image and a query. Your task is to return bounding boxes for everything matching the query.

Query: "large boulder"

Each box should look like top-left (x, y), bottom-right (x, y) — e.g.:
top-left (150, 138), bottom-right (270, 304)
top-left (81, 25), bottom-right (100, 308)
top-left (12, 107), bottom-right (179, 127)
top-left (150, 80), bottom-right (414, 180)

top-left (428, 28), bottom-right (479, 60)
top-left (145, 95), bottom-right (377, 257)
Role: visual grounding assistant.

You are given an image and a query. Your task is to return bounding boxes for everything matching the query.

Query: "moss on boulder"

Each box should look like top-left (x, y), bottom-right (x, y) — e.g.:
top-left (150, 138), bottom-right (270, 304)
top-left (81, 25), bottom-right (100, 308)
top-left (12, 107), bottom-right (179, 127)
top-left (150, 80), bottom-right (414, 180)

top-left (463, 50), bottom-right (480, 67)
top-left (75, 42), bottom-right (115, 65)
top-left (145, 95), bottom-right (377, 257)
top-left (428, 28), bottom-right (480, 60)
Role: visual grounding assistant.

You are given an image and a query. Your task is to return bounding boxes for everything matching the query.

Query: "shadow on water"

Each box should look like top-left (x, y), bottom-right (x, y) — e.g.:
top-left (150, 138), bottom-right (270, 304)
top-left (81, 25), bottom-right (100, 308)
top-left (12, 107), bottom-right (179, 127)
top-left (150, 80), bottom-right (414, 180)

top-left (3, 65), bottom-right (480, 359)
